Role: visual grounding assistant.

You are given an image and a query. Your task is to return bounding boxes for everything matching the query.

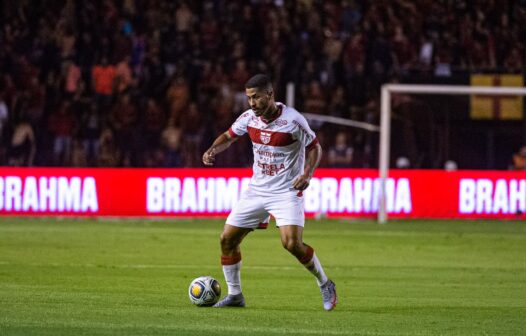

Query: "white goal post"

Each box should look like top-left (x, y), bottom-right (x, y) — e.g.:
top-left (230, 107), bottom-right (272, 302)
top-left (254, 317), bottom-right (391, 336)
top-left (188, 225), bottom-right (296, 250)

top-left (379, 84), bottom-right (526, 223)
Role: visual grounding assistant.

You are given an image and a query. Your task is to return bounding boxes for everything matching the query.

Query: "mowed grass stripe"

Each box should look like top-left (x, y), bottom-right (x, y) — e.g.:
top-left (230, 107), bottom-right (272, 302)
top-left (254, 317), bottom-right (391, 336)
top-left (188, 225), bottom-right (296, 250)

top-left (2, 260), bottom-right (526, 271)
top-left (1, 322), bottom-right (382, 336)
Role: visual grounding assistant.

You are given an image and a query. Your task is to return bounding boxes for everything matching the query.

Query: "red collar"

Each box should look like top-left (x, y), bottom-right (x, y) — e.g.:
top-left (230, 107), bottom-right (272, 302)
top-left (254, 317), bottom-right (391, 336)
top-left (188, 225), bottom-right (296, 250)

top-left (260, 105), bottom-right (282, 124)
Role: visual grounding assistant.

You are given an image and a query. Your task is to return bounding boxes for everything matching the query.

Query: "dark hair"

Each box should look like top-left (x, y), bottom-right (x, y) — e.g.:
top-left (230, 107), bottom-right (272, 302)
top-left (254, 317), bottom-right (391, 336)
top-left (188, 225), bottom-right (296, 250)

top-left (245, 74), bottom-right (272, 90)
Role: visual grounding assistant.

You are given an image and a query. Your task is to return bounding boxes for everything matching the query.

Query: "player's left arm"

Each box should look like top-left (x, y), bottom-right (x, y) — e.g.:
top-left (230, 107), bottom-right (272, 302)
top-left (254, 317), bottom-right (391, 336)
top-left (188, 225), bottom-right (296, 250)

top-left (293, 142), bottom-right (322, 191)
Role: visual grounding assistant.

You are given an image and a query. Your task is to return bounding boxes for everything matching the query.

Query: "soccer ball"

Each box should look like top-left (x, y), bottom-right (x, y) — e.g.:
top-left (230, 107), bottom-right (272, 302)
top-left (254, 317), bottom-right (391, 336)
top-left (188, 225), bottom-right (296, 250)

top-left (188, 276), bottom-right (221, 306)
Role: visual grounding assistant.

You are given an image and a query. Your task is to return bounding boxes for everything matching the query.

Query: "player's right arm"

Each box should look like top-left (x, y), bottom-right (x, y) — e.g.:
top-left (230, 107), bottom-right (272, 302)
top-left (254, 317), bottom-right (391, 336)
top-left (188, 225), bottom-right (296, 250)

top-left (202, 131), bottom-right (238, 166)
top-left (203, 110), bottom-right (250, 166)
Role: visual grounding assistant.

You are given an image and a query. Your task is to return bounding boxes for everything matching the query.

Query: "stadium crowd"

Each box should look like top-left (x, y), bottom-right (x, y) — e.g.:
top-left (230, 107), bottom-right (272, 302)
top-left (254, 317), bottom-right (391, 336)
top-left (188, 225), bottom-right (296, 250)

top-left (1, 0), bottom-right (525, 168)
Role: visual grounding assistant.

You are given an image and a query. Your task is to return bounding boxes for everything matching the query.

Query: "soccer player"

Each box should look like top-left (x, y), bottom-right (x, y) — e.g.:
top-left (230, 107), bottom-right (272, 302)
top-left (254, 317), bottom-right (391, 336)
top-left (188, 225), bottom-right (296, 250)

top-left (202, 74), bottom-right (337, 311)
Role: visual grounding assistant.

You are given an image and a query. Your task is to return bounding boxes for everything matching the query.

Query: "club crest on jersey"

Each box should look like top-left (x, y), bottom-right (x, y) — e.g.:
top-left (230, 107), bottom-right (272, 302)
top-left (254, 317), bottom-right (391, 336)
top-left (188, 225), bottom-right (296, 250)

top-left (260, 131), bottom-right (272, 144)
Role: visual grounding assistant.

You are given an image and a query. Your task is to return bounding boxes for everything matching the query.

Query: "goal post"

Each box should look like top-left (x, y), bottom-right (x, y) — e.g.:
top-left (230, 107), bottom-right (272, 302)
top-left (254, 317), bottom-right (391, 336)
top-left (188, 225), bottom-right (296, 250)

top-left (379, 84), bottom-right (526, 223)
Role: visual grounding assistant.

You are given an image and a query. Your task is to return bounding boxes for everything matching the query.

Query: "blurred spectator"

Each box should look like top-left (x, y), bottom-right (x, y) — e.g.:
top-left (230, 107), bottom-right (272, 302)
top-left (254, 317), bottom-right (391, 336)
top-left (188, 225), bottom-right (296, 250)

top-left (231, 59), bottom-right (251, 113)
top-left (110, 93), bottom-right (138, 166)
top-left (304, 81), bottom-right (326, 114)
top-left (114, 56), bottom-right (134, 93)
top-left (343, 32), bottom-right (365, 76)
top-left (161, 117), bottom-right (183, 167)
top-left (0, 93), bottom-right (8, 141)
top-left (322, 31), bottom-right (343, 87)
top-left (97, 127), bottom-right (121, 167)
top-left (131, 32), bottom-right (147, 75)
top-left (145, 148), bottom-right (165, 168)
top-left (142, 55), bottom-right (166, 99)
top-left (71, 138), bottom-right (88, 167)
top-left (444, 160), bottom-right (458, 171)
top-left (63, 59), bottom-right (81, 99)
top-left (181, 102), bottom-right (205, 167)
top-left (7, 117), bottom-right (36, 166)
top-left (328, 131), bottom-right (353, 168)
top-left (59, 26), bottom-right (76, 60)
top-left (166, 76), bottom-right (190, 124)
top-left (175, 2), bottom-right (195, 33)
top-left (144, 98), bottom-right (165, 149)
top-left (80, 103), bottom-right (102, 166)
top-left (510, 146), bottom-right (526, 171)
top-left (418, 37), bottom-right (434, 70)
top-left (396, 157), bottom-right (411, 169)
top-left (48, 102), bottom-right (75, 166)
top-left (25, 77), bottom-right (46, 127)
top-left (504, 47), bottom-right (524, 72)
top-left (92, 57), bottom-right (116, 109)
top-left (328, 86), bottom-right (347, 118)
top-left (341, 0), bottom-right (362, 35)
top-left (200, 11), bottom-right (221, 59)
top-left (391, 25), bottom-right (415, 75)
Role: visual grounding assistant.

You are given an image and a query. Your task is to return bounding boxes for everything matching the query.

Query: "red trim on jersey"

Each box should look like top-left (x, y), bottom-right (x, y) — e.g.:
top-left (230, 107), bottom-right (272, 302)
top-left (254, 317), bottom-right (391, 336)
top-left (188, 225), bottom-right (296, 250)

top-left (299, 246), bottom-right (315, 264)
top-left (257, 222), bottom-right (269, 229)
top-left (221, 253), bottom-right (242, 265)
top-left (306, 138), bottom-right (319, 152)
top-left (228, 128), bottom-right (239, 138)
top-left (247, 126), bottom-right (296, 146)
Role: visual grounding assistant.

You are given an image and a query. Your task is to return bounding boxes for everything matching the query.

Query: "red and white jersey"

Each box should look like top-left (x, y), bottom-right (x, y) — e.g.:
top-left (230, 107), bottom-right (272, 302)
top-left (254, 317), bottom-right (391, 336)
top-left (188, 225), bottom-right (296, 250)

top-left (228, 102), bottom-right (318, 194)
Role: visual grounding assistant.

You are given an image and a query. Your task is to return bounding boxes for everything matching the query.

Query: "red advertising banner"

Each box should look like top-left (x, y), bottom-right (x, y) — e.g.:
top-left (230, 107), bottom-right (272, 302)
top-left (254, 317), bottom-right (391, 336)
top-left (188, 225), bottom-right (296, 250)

top-left (0, 168), bottom-right (525, 219)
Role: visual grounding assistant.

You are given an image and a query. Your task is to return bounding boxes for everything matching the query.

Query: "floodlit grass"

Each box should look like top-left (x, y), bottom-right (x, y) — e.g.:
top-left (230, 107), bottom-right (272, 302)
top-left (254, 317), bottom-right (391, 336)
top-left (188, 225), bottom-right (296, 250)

top-left (0, 217), bottom-right (525, 335)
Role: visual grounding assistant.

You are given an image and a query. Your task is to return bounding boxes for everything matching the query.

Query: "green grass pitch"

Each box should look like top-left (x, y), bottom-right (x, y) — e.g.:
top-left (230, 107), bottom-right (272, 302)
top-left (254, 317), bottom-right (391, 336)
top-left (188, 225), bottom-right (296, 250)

top-left (0, 217), bottom-right (525, 335)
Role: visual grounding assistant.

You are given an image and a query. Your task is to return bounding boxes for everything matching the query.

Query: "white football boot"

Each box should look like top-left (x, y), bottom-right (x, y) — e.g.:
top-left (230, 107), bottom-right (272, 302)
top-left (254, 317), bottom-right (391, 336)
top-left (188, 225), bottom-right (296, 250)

top-left (320, 279), bottom-right (337, 311)
top-left (213, 293), bottom-right (246, 308)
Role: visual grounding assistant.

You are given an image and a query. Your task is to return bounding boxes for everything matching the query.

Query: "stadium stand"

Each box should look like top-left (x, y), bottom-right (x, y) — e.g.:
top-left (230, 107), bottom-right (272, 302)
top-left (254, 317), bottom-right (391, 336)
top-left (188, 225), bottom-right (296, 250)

top-left (0, 0), bottom-right (525, 168)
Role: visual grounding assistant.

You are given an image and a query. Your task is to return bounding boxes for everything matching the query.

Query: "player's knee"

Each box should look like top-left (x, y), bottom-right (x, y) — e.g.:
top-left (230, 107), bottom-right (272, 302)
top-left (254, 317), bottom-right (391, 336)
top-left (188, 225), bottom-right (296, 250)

top-left (281, 237), bottom-right (302, 254)
top-left (219, 232), bottom-right (232, 247)
top-left (219, 232), bottom-right (236, 250)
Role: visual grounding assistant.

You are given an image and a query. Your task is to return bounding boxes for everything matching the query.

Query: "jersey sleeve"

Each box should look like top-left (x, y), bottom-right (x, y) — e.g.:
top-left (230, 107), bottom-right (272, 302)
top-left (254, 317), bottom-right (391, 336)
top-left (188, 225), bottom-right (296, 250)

top-left (293, 113), bottom-right (318, 150)
top-left (228, 111), bottom-right (251, 138)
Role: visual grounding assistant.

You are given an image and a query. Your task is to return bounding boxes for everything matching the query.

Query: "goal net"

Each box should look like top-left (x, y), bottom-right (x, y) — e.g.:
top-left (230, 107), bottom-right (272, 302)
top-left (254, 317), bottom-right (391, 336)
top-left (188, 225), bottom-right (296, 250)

top-left (378, 84), bottom-right (526, 223)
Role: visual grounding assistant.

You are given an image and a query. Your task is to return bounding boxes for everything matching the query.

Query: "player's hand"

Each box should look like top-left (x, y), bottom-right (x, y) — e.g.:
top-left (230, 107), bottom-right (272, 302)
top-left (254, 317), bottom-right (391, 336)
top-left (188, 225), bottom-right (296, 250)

top-left (202, 148), bottom-right (216, 166)
top-left (292, 174), bottom-right (311, 190)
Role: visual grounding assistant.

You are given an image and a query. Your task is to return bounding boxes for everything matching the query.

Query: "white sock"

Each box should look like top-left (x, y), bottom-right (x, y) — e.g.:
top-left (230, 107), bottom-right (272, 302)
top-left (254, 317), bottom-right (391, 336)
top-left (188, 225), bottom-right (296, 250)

top-left (223, 261), bottom-right (242, 295)
top-left (303, 253), bottom-right (328, 286)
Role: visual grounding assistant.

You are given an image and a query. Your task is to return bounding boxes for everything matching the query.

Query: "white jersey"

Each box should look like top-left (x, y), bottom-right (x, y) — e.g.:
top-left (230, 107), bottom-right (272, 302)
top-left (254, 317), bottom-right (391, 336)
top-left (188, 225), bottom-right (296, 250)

top-left (228, 102), bottom-right (318, 194)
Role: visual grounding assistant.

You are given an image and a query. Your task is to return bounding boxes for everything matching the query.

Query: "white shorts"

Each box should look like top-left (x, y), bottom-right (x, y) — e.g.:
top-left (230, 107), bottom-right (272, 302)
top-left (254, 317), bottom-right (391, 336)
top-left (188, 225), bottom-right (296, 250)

top-left (226, 188), bottom-right (305, 229)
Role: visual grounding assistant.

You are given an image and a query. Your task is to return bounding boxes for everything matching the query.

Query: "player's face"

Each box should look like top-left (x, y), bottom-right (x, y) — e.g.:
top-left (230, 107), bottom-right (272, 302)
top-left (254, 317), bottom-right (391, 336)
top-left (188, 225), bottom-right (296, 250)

top-left (246, 87), bottom-right (272, 117)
